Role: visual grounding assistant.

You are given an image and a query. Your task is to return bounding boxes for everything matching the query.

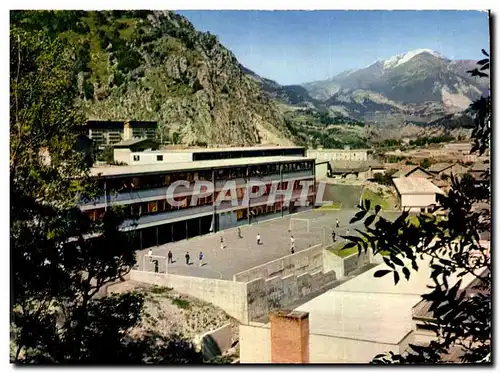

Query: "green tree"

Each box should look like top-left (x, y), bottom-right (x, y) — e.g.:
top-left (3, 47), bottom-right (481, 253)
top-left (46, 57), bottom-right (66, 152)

top-left (420, 158), bottom-right (432, 169)
top-left (345, 51), bottom-right (491, 364)
top-left (10, 24), bottom-right (202, 363)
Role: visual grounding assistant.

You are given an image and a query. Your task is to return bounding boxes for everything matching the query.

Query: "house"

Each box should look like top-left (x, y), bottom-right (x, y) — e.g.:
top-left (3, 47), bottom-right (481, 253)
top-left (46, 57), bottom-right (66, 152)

top-left (427, 162), bottom-right (468, 179)
top-left (392, 166), bottom-right (434, 179)
top-left (469, 162), bottom-right (490, 181)
top-left (393, 177), bottom-right (445, 213)
top-left (328, 160), bottom-right (385, 180)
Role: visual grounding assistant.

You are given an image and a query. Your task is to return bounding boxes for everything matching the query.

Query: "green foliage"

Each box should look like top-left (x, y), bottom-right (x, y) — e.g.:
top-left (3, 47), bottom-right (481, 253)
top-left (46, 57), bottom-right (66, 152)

top-left (349, 52), bottom-right (491, 364)
top-left (361, 188), bottom-right (393, 211)
top-left (10, 22), bottom-right (203, 364)
top-left (411, 135), bottom-right (454, 147)
top-left (373, 170), bottom-right (395, 186)
top-left (420, 158), bottom-right (432, 168)
top-left (172, 298), bottom-right (191, 310)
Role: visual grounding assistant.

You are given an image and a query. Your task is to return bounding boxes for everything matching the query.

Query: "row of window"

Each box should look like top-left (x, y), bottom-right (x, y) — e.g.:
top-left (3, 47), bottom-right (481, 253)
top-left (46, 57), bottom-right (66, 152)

top-left (193, 148), bottom-right (305, 161)
top-left (85, 182), bottom-right (314, 221)
top-left (85, 193), bottom-right (315, 223)
top-left (100, 163), bottom-right (313, 192)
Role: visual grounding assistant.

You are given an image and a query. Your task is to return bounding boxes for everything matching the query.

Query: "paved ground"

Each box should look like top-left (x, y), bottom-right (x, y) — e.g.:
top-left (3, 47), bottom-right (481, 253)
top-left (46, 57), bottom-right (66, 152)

top-left (137, 209), bottom-right (401, 280)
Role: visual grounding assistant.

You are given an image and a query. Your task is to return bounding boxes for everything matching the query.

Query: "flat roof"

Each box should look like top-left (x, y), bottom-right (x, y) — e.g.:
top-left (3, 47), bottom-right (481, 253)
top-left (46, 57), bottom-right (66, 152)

top-left (307, 148), bottom-right (372, 153)
top-left (393, 177), bottom-right (445, 195)
top-left (150, 146), bottom-right (305, 154)
top-left (84, 120), bottom-right (157, 129)
top-left (294, 290), bottom-right (418, 344)
top-left (91, 156), bottom-right (314, 177)
top-left (292, 255), bottom-right (480, 344)
top-left (112, 138), bottom-right (159, 148)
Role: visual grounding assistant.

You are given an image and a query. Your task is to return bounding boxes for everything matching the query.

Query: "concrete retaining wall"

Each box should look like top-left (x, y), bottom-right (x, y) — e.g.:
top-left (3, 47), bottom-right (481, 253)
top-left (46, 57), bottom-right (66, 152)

top-left (343, 250), bottom-right (371, 276)
top-left (323, 248), bottom-right (373, 278)
top-left (130, 270), bottom-right (248, 323)
top-left (246, 269), bottom-right (337, 321)
top-left (233, 244), bottom-right (324, 283)
top-left (198, 323), bottom-right (233, 361)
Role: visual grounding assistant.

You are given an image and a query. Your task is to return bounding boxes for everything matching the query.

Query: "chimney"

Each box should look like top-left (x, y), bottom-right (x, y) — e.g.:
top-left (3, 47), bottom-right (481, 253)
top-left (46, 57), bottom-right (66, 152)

top-left (270, 310), bottom-right (309, 364)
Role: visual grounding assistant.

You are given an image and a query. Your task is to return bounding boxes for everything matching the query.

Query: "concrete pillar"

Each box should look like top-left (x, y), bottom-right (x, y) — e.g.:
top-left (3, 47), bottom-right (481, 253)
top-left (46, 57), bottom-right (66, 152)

top-left (123, 121), bottom-right (133, 140)
top-left (270, 310), bottom-right (309, 364)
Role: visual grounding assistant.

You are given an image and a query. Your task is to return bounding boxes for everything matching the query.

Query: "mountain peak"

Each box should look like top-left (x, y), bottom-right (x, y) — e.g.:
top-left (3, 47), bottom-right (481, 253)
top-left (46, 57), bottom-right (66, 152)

top-left (383, 49), bottom-right (445, 69)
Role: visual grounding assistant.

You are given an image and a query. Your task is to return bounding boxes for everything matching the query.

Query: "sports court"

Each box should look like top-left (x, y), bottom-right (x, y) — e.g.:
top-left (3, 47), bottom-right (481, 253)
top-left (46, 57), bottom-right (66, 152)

top-left (137, 209), bottom-right (401, 280)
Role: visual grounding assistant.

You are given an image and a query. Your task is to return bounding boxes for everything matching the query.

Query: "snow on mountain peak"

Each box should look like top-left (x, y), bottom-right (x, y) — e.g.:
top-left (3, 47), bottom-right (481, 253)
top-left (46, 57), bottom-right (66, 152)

top-left (383, 49), bottom-right (444, 69)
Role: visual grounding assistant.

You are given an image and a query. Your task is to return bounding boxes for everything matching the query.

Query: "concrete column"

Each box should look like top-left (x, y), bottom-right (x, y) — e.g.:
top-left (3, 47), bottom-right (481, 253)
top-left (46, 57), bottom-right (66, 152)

top-left (212, 169), bottom-right (217, 233)
top-left (270, 310), bottom-right (309, 364)
top-left (312, 161), bottom-right (316, 208)
top-left (279, 163), bottom-right (283, 217)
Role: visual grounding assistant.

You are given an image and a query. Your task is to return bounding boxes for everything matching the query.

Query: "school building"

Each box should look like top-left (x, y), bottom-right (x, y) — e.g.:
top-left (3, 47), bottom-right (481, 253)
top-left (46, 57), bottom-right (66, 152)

top-left (80, 147), bottom-right (315, 250)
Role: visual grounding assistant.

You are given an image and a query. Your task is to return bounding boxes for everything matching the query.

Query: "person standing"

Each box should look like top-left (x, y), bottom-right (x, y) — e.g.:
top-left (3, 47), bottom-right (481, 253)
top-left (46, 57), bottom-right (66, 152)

top-left (290, 235), bottom-right (295, 250)
top-left (199, 251), bottom-right (204, 267)
top-left (238, 227), bottom-right (242, 239)
top-left (185, 252), bottom-right (190, 265)
top-left (148, 248), bottom-right (153, 264)
top-left (256, 233), bottom-right (261, 245)
top-left (167, 250), bottom-right (173, 264)
top-left (331, 231), bottom-right (336, 242)
top-left (336, 218), bottom-right (340, 228)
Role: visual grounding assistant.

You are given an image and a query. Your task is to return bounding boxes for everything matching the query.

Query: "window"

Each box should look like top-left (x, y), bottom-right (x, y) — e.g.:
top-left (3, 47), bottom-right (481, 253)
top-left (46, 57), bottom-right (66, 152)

top-left (157, 155), bottom-right (163, 161)
top-left (133, 155), bottom-right (140, 162)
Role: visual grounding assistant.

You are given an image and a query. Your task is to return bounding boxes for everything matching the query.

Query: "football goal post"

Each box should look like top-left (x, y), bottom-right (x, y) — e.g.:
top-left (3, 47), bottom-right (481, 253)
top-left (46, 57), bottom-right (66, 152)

top-left (288, 218), bottom-right (310, 233)
top-left (142, 254), bottom-right (168, 274)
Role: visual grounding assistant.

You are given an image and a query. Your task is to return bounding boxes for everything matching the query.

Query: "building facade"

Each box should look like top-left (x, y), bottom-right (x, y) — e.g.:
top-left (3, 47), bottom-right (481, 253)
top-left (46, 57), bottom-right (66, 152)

top-left (114, 146), bottom-right (306, 165)
top-left (393, 177), bottom-right (445, 213)
top-left (80, 156), bottom-right (315, 250)
top-left (80, 120), bottom-right (158, 147)
top-left (307, 148), bottom-right (372, 162)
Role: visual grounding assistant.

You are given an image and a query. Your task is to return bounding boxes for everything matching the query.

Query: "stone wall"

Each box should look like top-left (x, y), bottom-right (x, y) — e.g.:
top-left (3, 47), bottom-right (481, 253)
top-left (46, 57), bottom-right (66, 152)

top-left (233, 244), bottom-right (324, 283)
top-left (246, 269), bottom-right (337, 321)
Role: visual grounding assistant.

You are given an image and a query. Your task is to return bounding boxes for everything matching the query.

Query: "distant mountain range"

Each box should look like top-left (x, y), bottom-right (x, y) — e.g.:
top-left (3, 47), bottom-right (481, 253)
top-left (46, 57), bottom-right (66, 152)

top-left (246, 49), bottom-right (489, 127)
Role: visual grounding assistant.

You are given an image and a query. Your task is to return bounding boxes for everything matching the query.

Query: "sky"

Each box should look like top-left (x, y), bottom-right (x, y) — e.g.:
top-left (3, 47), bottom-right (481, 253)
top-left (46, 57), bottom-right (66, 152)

top-left (177, 10), bottom-right (490, 85)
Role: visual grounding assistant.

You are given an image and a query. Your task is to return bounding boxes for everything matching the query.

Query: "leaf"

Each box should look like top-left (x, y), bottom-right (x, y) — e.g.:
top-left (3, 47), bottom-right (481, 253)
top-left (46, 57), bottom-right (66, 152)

top-left (393, 271), bottom-right (400, 285)
top-left (482, 49), bottom-right (489, 57)
top-left (411, 260), bottom-right (419, 271)
top-left (374, 269), bottom-right (391, 278)
top-left (350, 210), bottom-right (367, 224)
top-left (480, 63), bottom-right (490, 71)
top-left (383, 256), bottom-right (395, 269)
top-left (402, 267), bottom-right (410, 281)
top-left (364, 214), bottom-right (376, 227)
top-left (477, 58), bottom-right (489, 65)
top-left (374, 205), bottom-right (381, 214)
top-left (390, 254), bottom-right (404, 267)
top-left (364, 199), bottom-right (371, 211)
top-left (341, 242), bottom-right (357, 250)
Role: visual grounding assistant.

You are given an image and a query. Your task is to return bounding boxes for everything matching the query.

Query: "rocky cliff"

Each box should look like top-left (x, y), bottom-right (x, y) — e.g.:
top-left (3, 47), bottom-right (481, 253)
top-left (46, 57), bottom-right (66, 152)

top-left (12, 10), bottom-right (294, 146)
